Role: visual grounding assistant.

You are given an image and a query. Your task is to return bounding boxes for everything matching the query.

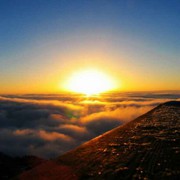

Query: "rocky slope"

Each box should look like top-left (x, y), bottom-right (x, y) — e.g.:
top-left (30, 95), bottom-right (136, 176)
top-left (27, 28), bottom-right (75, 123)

top-left (56, 101), bottom-right (180, 179)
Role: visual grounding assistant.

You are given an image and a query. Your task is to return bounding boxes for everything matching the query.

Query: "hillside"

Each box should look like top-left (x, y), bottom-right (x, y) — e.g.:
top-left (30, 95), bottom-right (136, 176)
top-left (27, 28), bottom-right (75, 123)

top-left (0, 153), bottom-right (45, 179)
top-left (19, 101), bottom-right (180, 179)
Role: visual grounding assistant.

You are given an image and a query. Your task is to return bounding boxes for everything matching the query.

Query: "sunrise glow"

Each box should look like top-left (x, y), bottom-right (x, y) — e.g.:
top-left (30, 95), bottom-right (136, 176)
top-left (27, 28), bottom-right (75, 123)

top-left (64, 69), bottom-right (116, 95)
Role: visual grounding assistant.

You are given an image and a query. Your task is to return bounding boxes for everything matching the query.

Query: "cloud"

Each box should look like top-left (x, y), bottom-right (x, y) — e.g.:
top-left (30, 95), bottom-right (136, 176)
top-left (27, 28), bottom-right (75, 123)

top-left (59, 124), bottom-right (88, 136)
top-left (0, 91), bottom-right (179, 158)
top-left (81, 106), bottom-right (152, 136)
top-left (38, 130), bottom-right (72, 141)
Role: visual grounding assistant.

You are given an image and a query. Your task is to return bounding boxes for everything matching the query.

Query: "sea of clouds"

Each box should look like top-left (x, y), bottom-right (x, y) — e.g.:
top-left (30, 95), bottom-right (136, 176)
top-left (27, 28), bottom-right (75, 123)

top-left (0, 91), bottom-right (180, 158)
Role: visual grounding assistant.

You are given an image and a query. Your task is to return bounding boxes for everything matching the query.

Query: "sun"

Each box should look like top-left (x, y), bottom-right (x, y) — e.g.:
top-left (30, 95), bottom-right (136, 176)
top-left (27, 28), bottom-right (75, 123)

top-left (64, 69), bottom-right (115, 95)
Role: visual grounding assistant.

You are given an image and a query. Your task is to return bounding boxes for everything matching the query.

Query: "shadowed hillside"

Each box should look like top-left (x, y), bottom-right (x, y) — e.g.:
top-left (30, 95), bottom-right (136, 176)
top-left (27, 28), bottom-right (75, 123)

top-left (0, 153), bottom-right (45, 179)
top-left (18, 101), bottom-right (180, 179)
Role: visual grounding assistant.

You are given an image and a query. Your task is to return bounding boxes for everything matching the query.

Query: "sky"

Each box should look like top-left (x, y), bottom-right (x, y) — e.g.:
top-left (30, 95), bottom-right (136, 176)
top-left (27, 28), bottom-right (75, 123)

top-left (0, 0), bottom-right (180, 93)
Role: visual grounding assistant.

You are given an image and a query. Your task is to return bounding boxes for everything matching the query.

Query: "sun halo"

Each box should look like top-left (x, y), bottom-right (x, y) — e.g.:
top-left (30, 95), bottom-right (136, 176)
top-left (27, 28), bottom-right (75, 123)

top-left (64, 69), bottom-right (116, 96)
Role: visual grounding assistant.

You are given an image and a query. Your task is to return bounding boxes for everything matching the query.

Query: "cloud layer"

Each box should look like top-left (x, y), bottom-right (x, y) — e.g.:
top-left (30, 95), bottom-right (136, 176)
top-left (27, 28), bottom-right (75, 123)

top-left (0, 92), bottom-right (180, 158)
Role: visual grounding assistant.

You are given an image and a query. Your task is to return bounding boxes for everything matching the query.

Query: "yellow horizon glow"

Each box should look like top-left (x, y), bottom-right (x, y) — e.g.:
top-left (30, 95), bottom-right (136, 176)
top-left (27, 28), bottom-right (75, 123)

top-left (63, 69), bottom-right (117, 95)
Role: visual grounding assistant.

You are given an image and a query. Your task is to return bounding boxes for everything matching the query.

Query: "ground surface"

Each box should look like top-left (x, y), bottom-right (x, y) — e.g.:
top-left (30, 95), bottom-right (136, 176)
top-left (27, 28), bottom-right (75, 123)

top-left (56, 101), bottom-right (180, 179)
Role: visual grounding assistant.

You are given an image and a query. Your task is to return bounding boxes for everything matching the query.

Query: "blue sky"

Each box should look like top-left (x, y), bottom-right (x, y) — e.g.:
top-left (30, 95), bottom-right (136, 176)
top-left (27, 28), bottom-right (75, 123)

top-left (0, 0), bottom-right (180, 93)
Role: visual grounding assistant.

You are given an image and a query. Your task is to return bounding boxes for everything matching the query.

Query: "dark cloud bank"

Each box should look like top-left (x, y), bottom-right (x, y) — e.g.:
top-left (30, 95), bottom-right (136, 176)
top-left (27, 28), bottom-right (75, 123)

top-left (0, 92), bottom-right (180, 158)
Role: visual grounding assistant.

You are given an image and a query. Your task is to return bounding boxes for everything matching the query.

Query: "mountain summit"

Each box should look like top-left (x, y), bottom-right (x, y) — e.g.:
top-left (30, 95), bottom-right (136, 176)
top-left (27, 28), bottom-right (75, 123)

top-left (19, 101), bottom-right (180, 179)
